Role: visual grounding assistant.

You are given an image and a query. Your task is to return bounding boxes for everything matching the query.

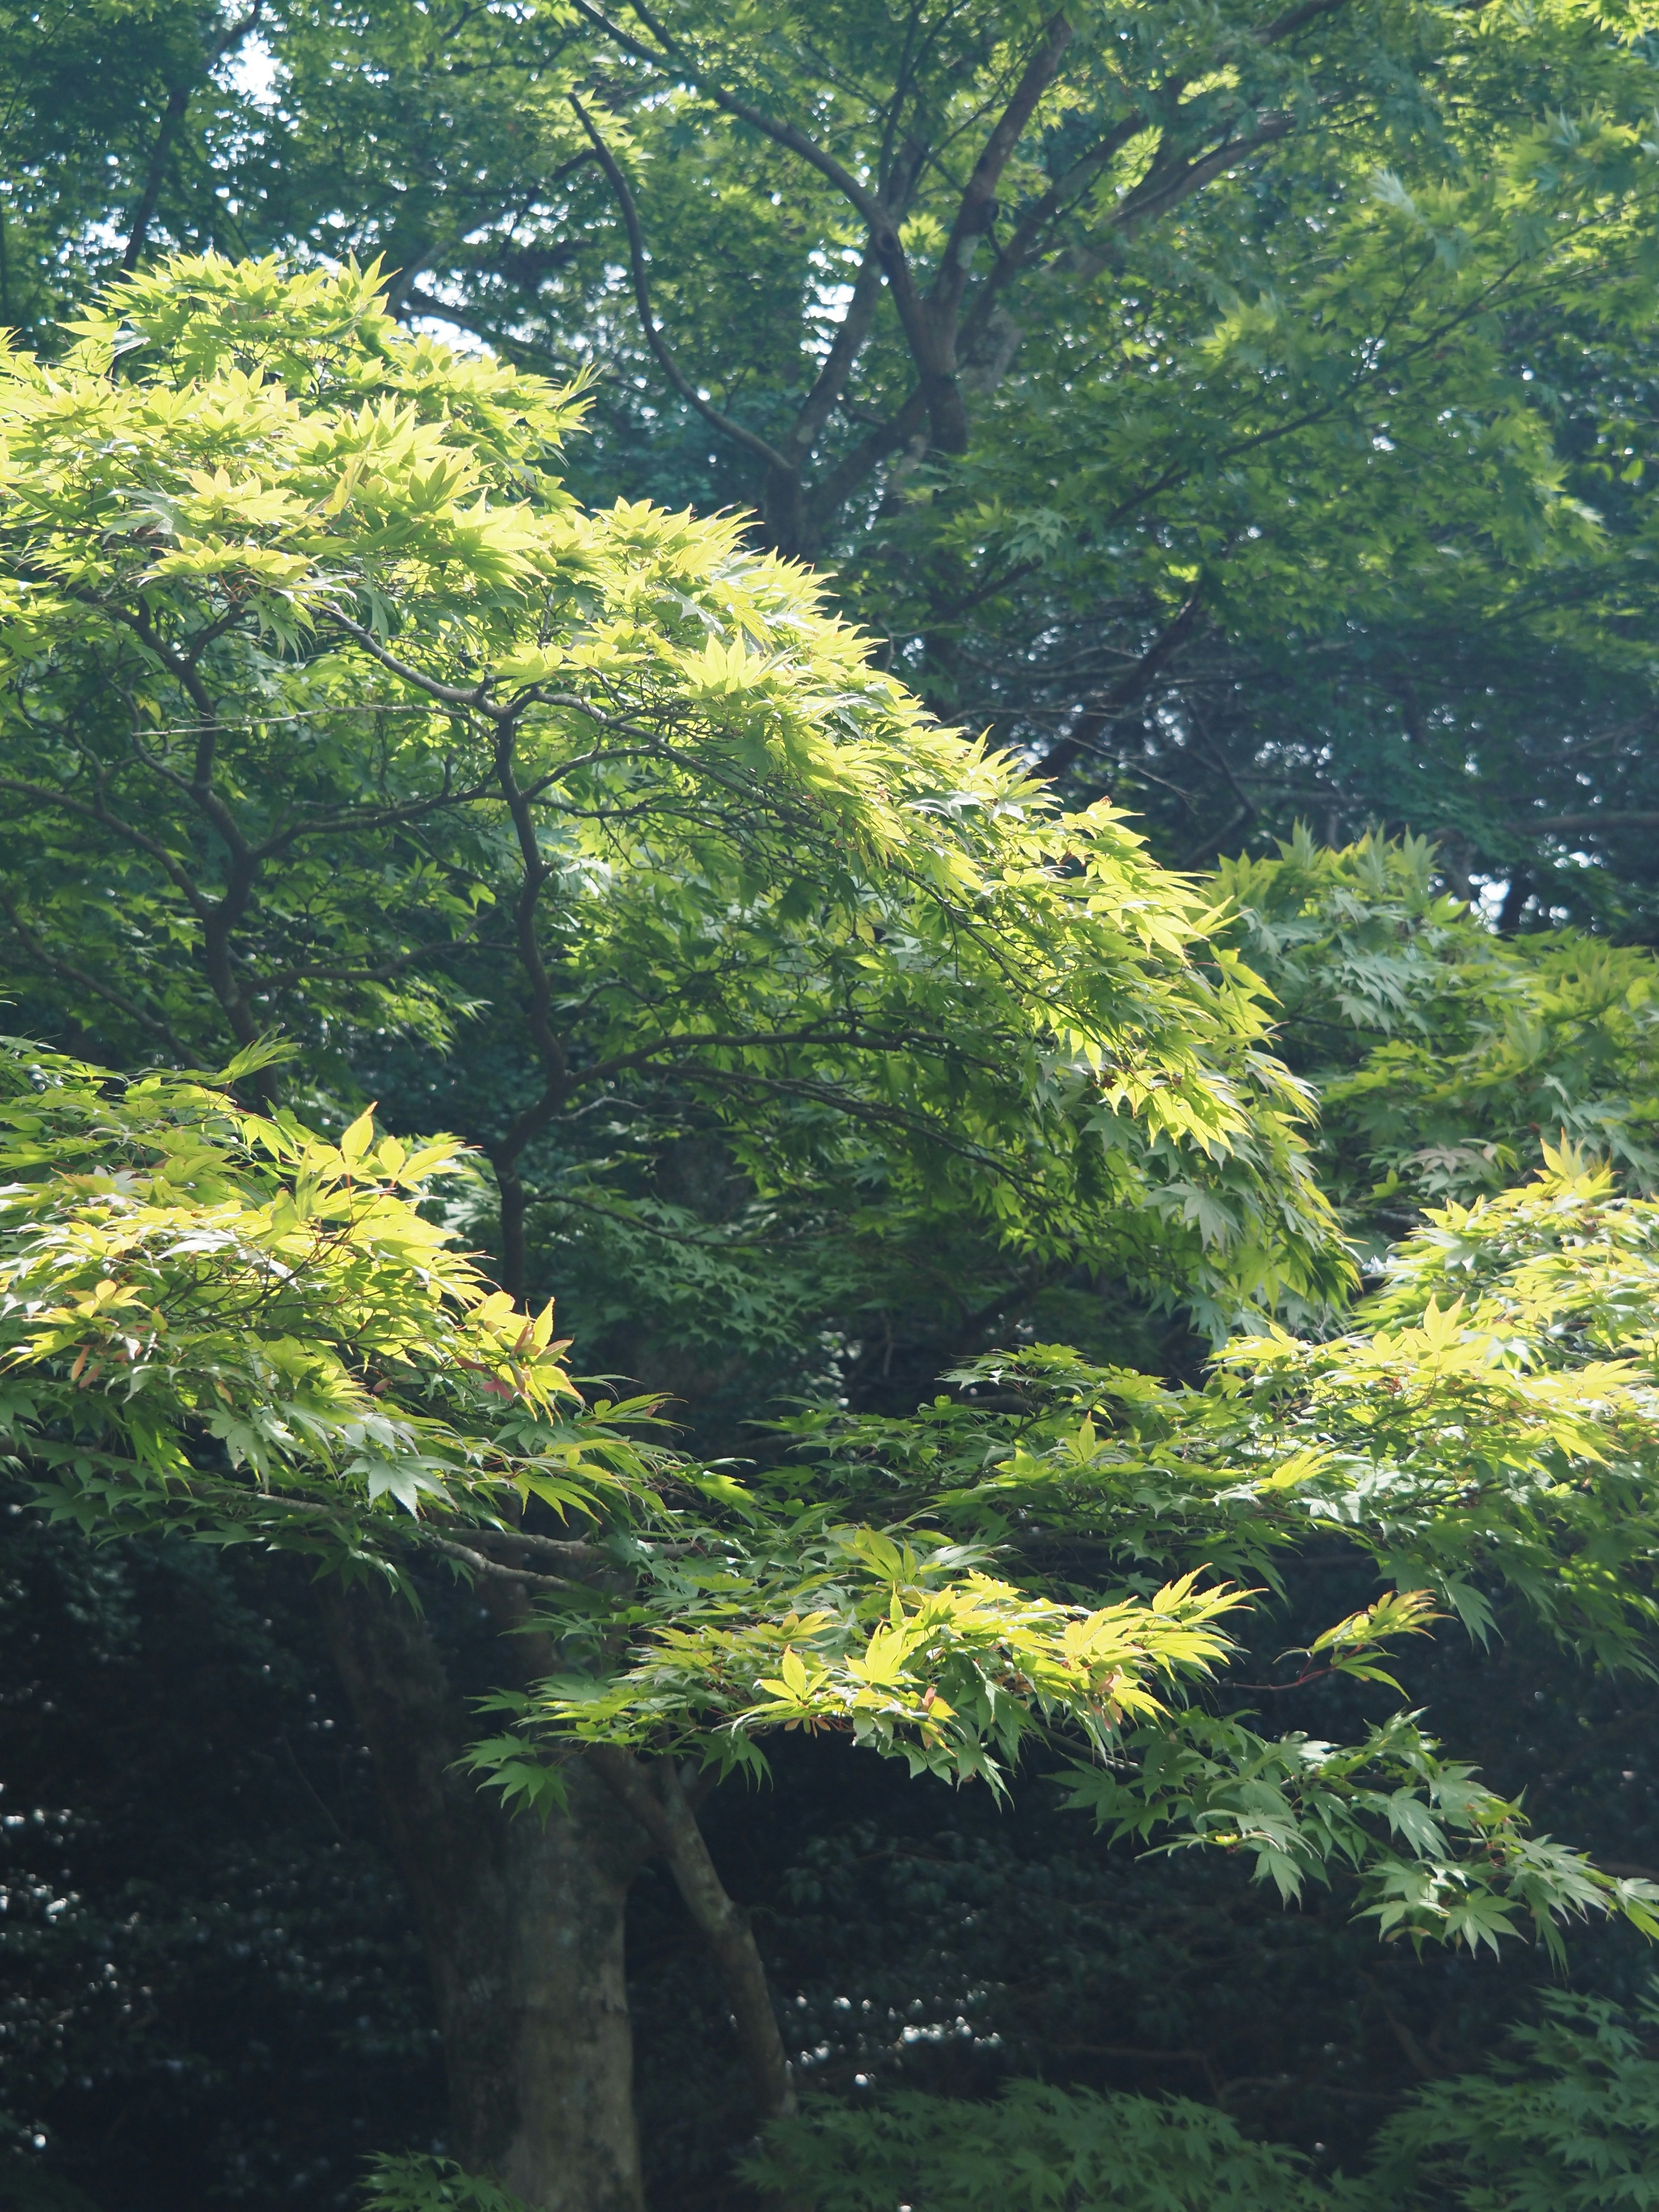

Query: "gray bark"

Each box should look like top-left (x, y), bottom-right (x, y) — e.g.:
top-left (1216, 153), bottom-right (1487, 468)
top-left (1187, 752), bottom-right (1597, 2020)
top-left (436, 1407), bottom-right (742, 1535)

top-left (315, 1578), bottom-right (653, 2212)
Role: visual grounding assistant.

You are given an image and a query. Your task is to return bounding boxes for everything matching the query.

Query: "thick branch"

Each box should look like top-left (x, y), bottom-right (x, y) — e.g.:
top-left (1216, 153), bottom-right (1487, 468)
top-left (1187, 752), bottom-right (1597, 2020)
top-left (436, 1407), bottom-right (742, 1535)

top-left (804, 384), bottom-right (929, 538)
top-left (488, 712), bottom-right (575, 1294)
top-left (122, 83), bottom-right (192, 271)
top-left (786, 240), bottom-right (885, 461)
top-left (956, 113), bottom-right (1148, 362)
top-left (591, 1748), bottom-right (796, 2121)
top-left (122, 5), bottom-right (264, 270)
top-left (929, 12), bottom-right (1074, 332)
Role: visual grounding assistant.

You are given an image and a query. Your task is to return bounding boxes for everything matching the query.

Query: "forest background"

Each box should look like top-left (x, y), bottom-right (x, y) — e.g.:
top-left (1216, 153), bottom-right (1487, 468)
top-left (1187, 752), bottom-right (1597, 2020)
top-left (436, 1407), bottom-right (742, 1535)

top-left (11, 2), bottom-right (1659, 2209)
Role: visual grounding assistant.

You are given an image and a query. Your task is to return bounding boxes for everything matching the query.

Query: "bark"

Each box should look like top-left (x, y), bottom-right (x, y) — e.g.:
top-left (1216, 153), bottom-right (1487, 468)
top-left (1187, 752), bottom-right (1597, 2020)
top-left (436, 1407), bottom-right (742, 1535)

top-left (1497, 870), bottom-right (1533, 938)
top-left (315, 1579), bottom-right (654, 2212)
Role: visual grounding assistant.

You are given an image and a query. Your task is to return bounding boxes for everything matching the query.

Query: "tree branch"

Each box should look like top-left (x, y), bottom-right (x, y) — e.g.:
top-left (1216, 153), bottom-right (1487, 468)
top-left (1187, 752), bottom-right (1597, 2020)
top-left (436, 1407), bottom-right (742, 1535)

top-left (784, 240), bottom-right (885, 466)
top-left (0, 890), bottom-right (188, 1055)
top-left (424, 1534), bottom-right (579, 1594)
top-left (578, 0), bottom-right (889, 229)
top-left (1038, 591), bottom-right (1208, 783)
top-left (569, 95), bottom-right (796, 477)
top-left (591, 1747), bottom-right (796, 2121)
top-left (123, 83), bottom-right (193, 271)
top-left (928, 11), bottom-right (1074, 331)
top-left (122, 4), bottom-right (264, 270)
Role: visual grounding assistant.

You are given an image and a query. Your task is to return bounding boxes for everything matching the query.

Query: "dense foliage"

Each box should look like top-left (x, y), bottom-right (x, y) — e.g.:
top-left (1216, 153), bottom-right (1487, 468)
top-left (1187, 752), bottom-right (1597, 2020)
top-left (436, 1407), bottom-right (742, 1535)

top-left (0, 250), bottom-right (1345, 1374)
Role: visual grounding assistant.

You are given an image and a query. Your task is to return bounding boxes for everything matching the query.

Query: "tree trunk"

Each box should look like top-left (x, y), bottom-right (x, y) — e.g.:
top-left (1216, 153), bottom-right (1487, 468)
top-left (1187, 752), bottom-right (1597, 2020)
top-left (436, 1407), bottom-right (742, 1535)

top-left (316, 1578), bottom-right (653, 2212)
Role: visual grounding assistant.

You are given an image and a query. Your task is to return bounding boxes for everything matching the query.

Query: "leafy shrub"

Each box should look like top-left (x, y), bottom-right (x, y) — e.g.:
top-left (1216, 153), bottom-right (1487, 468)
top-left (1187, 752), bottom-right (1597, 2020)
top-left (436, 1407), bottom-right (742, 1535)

top-left (739, 1982), bottom-right (1659, 2211)
top-left (741, 2079), bottom-right (1345, 2211)
top-left (1367, 1985), bottom-right (1659, 2210)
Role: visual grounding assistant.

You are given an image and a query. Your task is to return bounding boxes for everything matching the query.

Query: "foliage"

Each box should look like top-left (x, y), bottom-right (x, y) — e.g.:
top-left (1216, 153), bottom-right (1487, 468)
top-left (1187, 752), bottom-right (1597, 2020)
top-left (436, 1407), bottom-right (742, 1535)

top-left (1217, 832), bottom-right (1659, 1242)
top-left (742, 2077), bottom-right (1341, 2212)
top-left (3, 1027), bottom-right (1655, 1962)
top-left (1367, 1983), bottom-right (1659, 2210)
top-left (744, 1978), bottom-right (1659, 2212)
top-left (362, 2154), bottom-right (534, 2212)
top-left (11, 246), bottom-right (1659, 2206)
top-left (13, 6), bottom-right (1659, 914)
top-left (470, 1148), bottom-right (1659, 1956)
top-left (0, 1040), bottom-right (632, 1573)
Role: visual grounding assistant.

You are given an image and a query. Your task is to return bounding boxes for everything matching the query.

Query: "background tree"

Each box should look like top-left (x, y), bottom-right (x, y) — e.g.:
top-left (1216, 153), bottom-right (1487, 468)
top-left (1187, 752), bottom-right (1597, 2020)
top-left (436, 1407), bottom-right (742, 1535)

top-left (8, 0), bottom-right (1659, 918)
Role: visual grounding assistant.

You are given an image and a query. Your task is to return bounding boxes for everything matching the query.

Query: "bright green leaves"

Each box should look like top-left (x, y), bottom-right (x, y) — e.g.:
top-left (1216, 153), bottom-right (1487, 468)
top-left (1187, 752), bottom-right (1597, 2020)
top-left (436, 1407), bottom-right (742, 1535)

top-left (0, 1040), bottom-right (627, 1562)
top-left (454, 1146), bottom-right (1659, 1958)
top-left (467, 1510), bottom-right (1237, 1789)
top-left (1300, 1587), bottom-right (1443, 1696)
top-left (10, 259), bottom-right (1659, 1989)
top-left (744, 1566), bottom-right (1241, 1780)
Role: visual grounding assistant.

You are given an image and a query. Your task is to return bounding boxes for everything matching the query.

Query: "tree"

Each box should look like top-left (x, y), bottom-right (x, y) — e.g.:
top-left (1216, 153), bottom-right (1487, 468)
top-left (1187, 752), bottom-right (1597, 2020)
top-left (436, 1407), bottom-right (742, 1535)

top-left (6, 257), bottom-right (1659, 2211)
top-left (0, 251), bottom-right (1330, 2205)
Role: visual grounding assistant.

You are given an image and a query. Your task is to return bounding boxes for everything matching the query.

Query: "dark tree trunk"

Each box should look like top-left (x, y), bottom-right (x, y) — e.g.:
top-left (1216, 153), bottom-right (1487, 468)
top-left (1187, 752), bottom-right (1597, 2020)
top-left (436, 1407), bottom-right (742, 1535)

top-left (316, 1579), bottom-right (653, 2212)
